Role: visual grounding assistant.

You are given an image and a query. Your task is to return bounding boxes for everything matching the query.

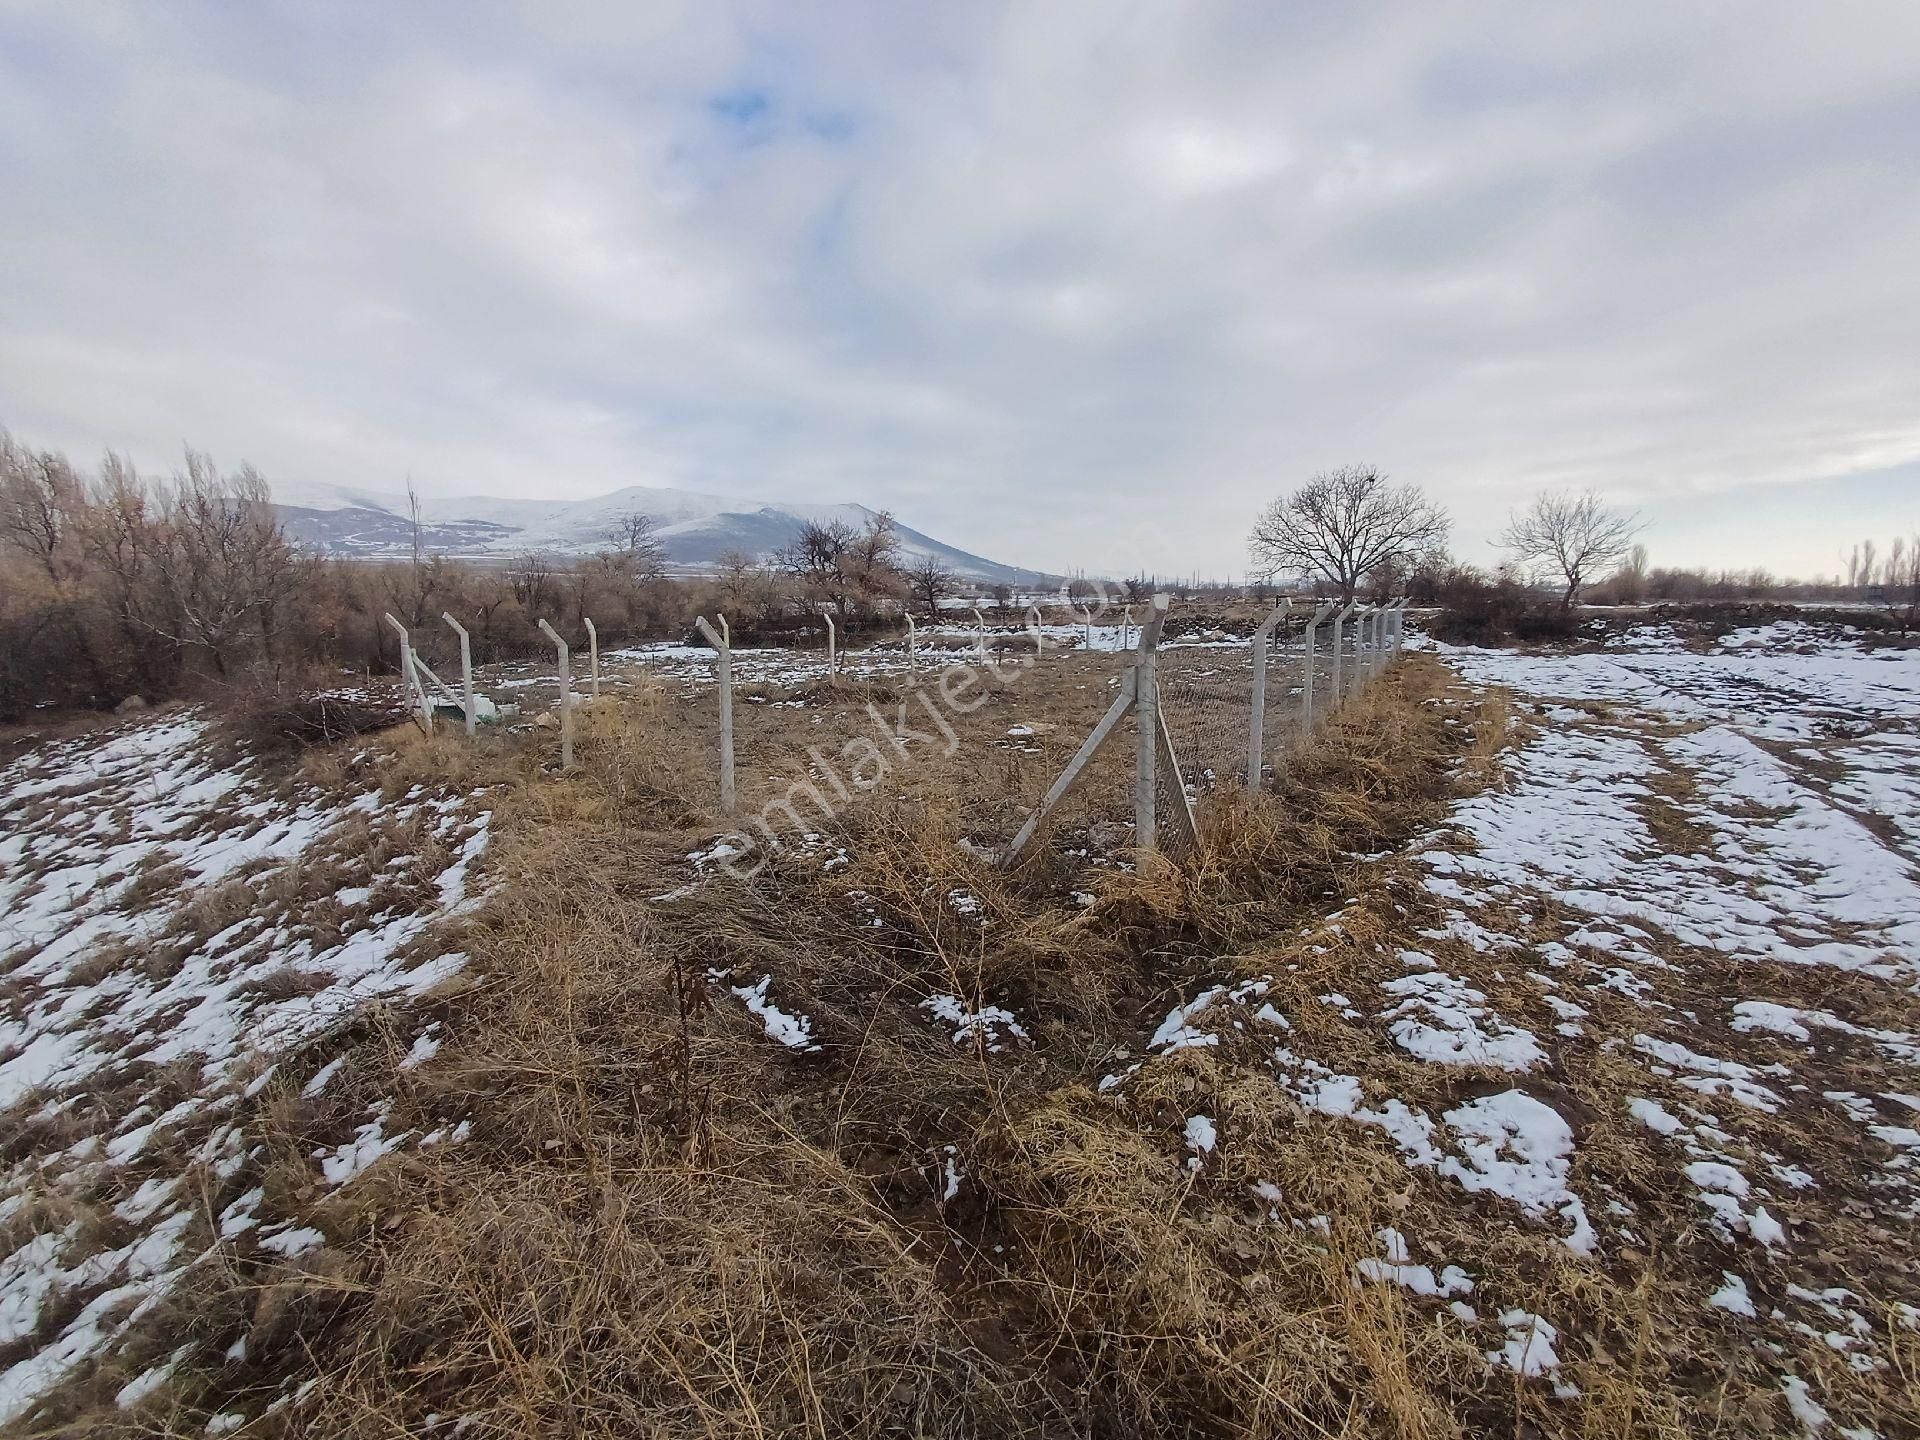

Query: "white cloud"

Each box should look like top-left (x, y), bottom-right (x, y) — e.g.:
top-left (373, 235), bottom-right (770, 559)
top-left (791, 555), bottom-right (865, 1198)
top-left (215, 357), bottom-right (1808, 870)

top-left (1, 1), bottom-right (1916, 579)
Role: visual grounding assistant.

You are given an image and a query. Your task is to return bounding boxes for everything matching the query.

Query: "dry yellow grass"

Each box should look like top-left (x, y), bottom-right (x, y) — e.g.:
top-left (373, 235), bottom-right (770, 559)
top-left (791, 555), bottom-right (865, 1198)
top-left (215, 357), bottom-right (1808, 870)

top-left (27, 650), bottom-right (1912, 1438)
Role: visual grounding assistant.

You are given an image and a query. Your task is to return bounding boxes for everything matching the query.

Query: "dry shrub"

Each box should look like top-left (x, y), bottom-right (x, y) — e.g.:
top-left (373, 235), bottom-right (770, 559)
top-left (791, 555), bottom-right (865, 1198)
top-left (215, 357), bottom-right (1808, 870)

top-left (223, 693), bottom-right (410, 755)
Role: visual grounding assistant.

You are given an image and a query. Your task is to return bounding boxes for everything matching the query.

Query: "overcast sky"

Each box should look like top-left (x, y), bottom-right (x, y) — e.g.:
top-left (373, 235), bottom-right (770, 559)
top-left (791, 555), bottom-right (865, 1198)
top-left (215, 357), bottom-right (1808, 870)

top-left (3, 2), bottom-right (1917, 581)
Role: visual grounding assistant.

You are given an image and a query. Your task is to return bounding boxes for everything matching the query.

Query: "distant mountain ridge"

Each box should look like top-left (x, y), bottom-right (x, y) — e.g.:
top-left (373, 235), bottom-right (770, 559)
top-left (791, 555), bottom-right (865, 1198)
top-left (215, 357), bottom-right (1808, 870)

top-left (270, 480), bottom-right (1036, 585)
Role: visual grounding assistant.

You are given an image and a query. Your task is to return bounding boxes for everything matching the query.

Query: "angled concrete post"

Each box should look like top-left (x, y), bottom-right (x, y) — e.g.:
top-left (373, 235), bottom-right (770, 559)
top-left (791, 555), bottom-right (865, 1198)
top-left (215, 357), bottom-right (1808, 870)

top-left (971, 605), bottom-right (987, 661)
top-left (583, 617), bottom-right (601, 698)
top-left (1247, 599), bottom-right (1291, 786)
top-left (905, 612), bottom-right (918, 675)
top-left (1002, 669), bottom-right (1136, 865)
top-left (1301, 602), bottom-right (1333, 734)
top-left (1392, 597), bottom-right (1410, 653)
top-left (820, 607), bottom-right (837, 679)
top-left (695, 616), bottom-right (734, 812)
top-left (1078, 605), bottom-right (1094, 652)
top-left (536, 618), bottom-right (573, 770)
top-left (384, 613), bottom-right (432, 733)
top-left (1122, 606), bottom-right (1134, 651)
top-left (1135, 594), bottom-right (1171, 853)
top-left (441, 612), bottom-right (475, 736)
top-left (1024, 603), bottom-right (1046, 657)
top-left (719, 613), bottom-right (730, 649)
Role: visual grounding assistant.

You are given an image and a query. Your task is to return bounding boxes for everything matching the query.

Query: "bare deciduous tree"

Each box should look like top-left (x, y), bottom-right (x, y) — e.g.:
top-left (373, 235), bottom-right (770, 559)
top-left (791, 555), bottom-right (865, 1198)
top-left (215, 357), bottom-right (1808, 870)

top-left (1886, 534), bottom-right (1920, 627)
top-left (906, 553), bottom-right (954, 617)
top-left (847, 511), bottom-right (904, 608)
top-left (508, 550), bottom-right (555, 612)
top-left (777, 513), bottom-right (904, 616)
top-left (1610, 543), bottom-right (1650, 605)
top-left (137, 454), bottom-right (301, 676)
top-left (1249, 465), bottom-right (1450, 602)
top-left (611, 511), bottom-right (665, 580)
top-left (777, 517), bottom-right (858, 613)
top-left (0, 431), bottom-right (87, 593)
top-left (1498, 488), bottom-right (1646, 610)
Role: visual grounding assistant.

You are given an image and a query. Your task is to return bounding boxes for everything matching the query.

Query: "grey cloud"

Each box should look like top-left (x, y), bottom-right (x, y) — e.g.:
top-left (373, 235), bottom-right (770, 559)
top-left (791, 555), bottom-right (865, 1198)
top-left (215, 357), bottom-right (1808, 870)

top-left (1, 1), bottom-right (1916, 580)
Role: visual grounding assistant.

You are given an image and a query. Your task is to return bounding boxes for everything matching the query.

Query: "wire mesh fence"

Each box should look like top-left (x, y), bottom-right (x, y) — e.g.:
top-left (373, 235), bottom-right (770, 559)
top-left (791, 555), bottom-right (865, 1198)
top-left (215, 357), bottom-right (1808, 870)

top-left (468, 596), bottom-right (1407, 865)
top-left (1158, 643), bottom-right (1256, 792)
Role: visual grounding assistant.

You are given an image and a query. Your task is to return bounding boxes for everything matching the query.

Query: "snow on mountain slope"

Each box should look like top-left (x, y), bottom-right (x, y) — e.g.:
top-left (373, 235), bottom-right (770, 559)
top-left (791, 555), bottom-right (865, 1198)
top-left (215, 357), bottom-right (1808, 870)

top-left (269, 479), bottom-right (1033, 583)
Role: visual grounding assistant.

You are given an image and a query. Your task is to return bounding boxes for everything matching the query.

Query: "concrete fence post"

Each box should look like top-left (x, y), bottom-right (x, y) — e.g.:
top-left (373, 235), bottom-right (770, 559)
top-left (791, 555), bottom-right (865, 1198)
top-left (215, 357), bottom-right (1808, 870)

top-left (1135, 593), bottom-right (1171, 854)
top-left (536, 619), bottom-right (573, 770)
top-left (584, 617), bottom-right (601, 698)
top-left (821, 607), bottom-right (837, 679)
top-left (695, 616), bottom-right (734, 812)
top-left (1330, 601), bottom-right (1357, 708)
top-left (1301, 602), bottom-right (1333, 734)
top-left (905, 612), bottom-right (918, 676)
top-left (1025, 603), bottom-right (1046, 657)
top-left (719, 613), bottom-right (730, 649)
top-left (971, 605), bottom-right (987, 662)
top-left (1392, 597), bottom-right (1409, 652)
top-left (441, 612), bottom-right (475, 736)
top-left (1079, 605), bottom-right (1095, 652)
top-left (1122, 606), bottom-right (1134, 651)
top-left (1246, 599), bottom-right (1291, 787)
top-left (384, 613), bottom-right (432, 733)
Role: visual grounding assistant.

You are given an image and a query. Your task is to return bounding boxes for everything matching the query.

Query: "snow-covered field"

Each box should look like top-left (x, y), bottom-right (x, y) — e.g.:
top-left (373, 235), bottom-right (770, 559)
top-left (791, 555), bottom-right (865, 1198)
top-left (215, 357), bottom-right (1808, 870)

top-left (4, 615), bottom-right (1914, 1431)
top-left (1111, 618), bottom-right (1920, 1427)
top-left (0, 716), bottom-right (489, 1424)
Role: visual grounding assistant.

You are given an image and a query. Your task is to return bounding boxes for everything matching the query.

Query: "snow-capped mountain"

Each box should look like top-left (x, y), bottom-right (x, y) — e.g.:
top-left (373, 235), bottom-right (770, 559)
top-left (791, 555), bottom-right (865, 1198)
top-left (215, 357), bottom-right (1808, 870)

top-left (270, 480), bottom-right (1035, 585)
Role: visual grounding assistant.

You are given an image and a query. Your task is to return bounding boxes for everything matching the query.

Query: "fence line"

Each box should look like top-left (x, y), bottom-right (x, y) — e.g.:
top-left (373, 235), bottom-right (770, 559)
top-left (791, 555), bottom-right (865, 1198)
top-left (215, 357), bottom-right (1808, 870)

top-left (389, 592), bottom-right (1409, 864)
top-left (1002, 592), bottom-right (1408, 865)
